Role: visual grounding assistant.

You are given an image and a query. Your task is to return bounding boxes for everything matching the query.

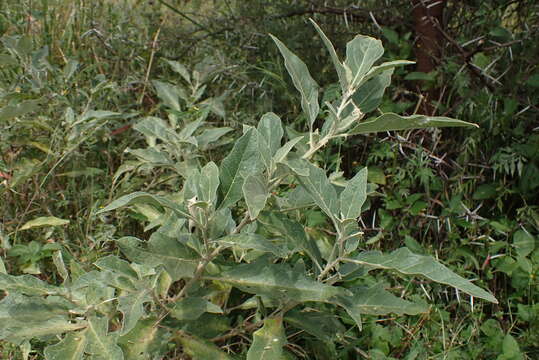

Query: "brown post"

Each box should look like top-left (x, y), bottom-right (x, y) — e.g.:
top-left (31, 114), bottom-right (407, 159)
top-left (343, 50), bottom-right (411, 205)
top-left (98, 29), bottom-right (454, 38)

top-left (411, 0), bottom-right (446, 115)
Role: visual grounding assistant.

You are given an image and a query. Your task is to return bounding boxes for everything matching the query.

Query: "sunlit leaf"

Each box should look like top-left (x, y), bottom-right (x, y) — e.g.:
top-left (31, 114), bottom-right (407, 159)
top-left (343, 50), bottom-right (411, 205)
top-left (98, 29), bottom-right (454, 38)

top-left (44, 332), bottom-right (87, 360)
top-left (243, 173), bottom-right (269, 220)
top-left (339, 167), bottom-right (368, 220)
top-left (20, 216), bottom-right (69, 230)
top-left (170, 297), bottom-right (223, 321)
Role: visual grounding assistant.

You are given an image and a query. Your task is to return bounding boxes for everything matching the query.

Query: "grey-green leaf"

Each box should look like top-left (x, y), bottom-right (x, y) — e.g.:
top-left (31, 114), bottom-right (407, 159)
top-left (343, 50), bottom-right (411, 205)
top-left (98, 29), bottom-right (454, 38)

top-left (44, 332), bottom-right (87, 360)
top-left (19, 216), bottom-right (69, 230)
top-left (219, 128), bottom-right (264, 209)
top-left (169, 297), bottom-right (223, 321)
top-left (339, 167), bottom-right (368, 220)
top-left (345, 247), bottom-right (497, 303)
top-left (152, 80), bottom-right (181, 111)
top-left (97, 191), bottom-right (190, 219)
top-left (215, 233), bottom-right (287, 257)
top-left (247, 317), bottom-right (287, 360)
top-left (310, 19), bottom-right (347, 92)
top-left (177, 333), bottom-right (234, 360)
top-left (85, 316), bottom-right (124, 360)
top-left (352, 69), bottom-right (393, 113)
top-left (270, 35), bottom-right (320, 129)
top-left (243, 173), bottom-right (269, 220)
top-left (345, 35), bottom-right (384, 89)
top-left (258, 112), bottom-right (283, 156)
top-left (117, 237), bottom-right (198, 281)
top-left (118, 289), bottom-right (151, 335)
top-left (294, 163), bottom-right (339, 221)
top-left (207, 261), bottom-right (346, 303)
top-left (273, 136), bottom-right (304, 164)
top-left (349, 113), bottom-right (477, 135)
top-left (0, 273), bottom-right (61, 296)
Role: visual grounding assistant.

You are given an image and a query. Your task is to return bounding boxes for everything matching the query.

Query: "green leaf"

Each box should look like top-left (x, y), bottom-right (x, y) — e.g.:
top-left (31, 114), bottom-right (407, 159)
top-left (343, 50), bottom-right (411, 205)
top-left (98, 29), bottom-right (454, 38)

top-left (344, 35), bottom-right (384, 89)
top-left (270, 35), bottom-right (319, 129)
top-left (243, 173), bottom-right (269, 220)
top-left (0, 273), bottom-right (62, 296)
top-left (0, 294), bottom-right (85, 344)
top-left (501, 334), bottom-right (523, 359)
top-left (97, 191), bottom-right (190, 219)
top-left (345, 248), bottom-right (497, 303)
top-left (177, 333), bottom-right (234, 360)
top-left (94, 255), bottom-right (139, 279)
top-left (165, 59), bottom-right (191, 83)
top-left (247, 317), bottom-right (287, 360)
top-left (310, 19), bottom-right (347, 92)
top-left (285, 309), bottom-right (345, 343)
top-left (339, 167), bottom-right (368, 220)
top-left (85, 316), bottom-right (124, 360)
top-left (294, 163), bottom-right (339, 221)
top-left (215, 233), bottom-right (287, 257)
top-left (19, 216), bottom-right (69, 230)
top-left (170, 297), bottom-right (223, 321)
top-left (258, 112), bottom-right (283, 156)
top-left (117, 236), bottom-right (198, 281)
top-left (44, 332), bottom-right (87, 360)
top-left (133, 117), bottom-right (180, 145)
top-left (273, 136), bottom-right (304, 164)
top-left (185, 162), bottom-right (220, 206)
top-left (206, 260), bottom-right (346, 303)
top-left (360, 60), bottom-right (414, 86)
top-left (513, 229), bottom-right (535, 258)
top-left (0, 257), bottom-right (6, 274)
top-left (219, 128), bottom-right (264, 209)
top-left (335, 284), bottom-right (427, 330)
top-left (352, 69), bottom-right (393, 113)
top-left (196, 127), bottom-right (233, 149)
top-left (349, 113), bottom-right (477, 135)
top-left (152, 80), bottom-right (181, 111)
top-left (118, 289), bottom-right (151, 335)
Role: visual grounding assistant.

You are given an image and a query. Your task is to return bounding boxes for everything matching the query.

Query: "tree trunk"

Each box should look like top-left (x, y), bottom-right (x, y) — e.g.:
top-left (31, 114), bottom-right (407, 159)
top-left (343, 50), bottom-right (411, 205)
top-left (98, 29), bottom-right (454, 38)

top-left (411, 0), bottom-right (446, 115)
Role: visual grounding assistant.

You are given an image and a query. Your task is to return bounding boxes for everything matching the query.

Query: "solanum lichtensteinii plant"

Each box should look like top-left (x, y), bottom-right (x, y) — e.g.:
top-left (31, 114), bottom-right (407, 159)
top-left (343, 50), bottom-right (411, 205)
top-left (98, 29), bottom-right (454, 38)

top-left (0, 20), bottom-right (496, 359)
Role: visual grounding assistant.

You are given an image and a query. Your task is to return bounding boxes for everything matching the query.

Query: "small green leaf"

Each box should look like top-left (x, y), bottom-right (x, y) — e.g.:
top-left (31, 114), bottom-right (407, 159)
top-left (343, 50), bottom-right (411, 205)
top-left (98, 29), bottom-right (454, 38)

top-left (339, 167), bottom-right (368, 219)
top-left (349, 113), bottom-right (477, 135)
top-left (247, 317), bottom-right (286, 360)
top-left (352, 69), bottom-right (393, 113)
top-left (243, 173), bottom-right (269, 220)
top-left (270, 34), bottom-right (320, 129)
top-left (513, 229), bottom-right (535, 258)
top-left (152, 80), bottom-right (182, 111)
top-left (346, 248), bottom-right (497, 303)
top-left (170, 297), bottom-right (223, 321)
top-left (20, 216), bottom-right (69, 230)
top-left (44, 332), bottom-right (87, 360)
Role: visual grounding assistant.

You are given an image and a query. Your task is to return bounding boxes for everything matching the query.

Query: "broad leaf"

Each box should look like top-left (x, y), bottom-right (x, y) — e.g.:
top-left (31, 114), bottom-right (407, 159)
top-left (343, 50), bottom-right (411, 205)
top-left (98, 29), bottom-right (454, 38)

top-left (133, 117), bottom-right (181, 145)
top-left (196, 127), bottom-right (233, 149)
top-left (85, 316), bottom-right (124, 360)
top-left (359, 60), bottom-right (414, 87)
top-left (44, 332), bottom-right (87, 360)
top-left (206, 260), bottom-right (347, 303)
top-left (352, 69), bottom-right (393, 113)
top-left (243, 173), bottom-right (269, 220)
top-left (285, 309), bottom-right (345, 344)
top-left (20, 216), bottom-right (69, 230)
top-left (258, 112), bottom-right (283, 156)
top-left (339, 167), bottom-right (368, 220)
top-left (152, 80), bottom-right (182, 111)
top-left (219, 128), bottom-right (264, 209)
top-left (345, 35), bottom-right (384, 89)
top-left (349, 113), bottom-right (477, 135)
top-left (247, 317), bottom-right (286, 360)
top-left (0, 294), bottom-right (86, 344)
top-left (118, 289), bottom-right (151, 335)
top-left (169, 297), bottom-right (223, 321)
top-left (165, 59), bottom-right (191, 83)
top-left (117, 236), bottom-right (198, 281)
top-left (215, 233), bottom-right (287, 257)
top-left (270, 35), bottom-right (320, 129)
top-left (345, 247), bottom-right (498, 303)
top-left (0, 273), bottom-right (62, 296)
top-left (294, 162), bottom-right (339, 221)
top-left (273, 136), bottom-right (304, 164)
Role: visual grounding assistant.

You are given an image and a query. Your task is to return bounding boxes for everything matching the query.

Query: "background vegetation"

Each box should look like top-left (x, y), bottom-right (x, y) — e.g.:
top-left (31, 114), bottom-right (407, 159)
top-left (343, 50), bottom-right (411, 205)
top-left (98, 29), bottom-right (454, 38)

top-left (1, 0), bottom-right (538, 358)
